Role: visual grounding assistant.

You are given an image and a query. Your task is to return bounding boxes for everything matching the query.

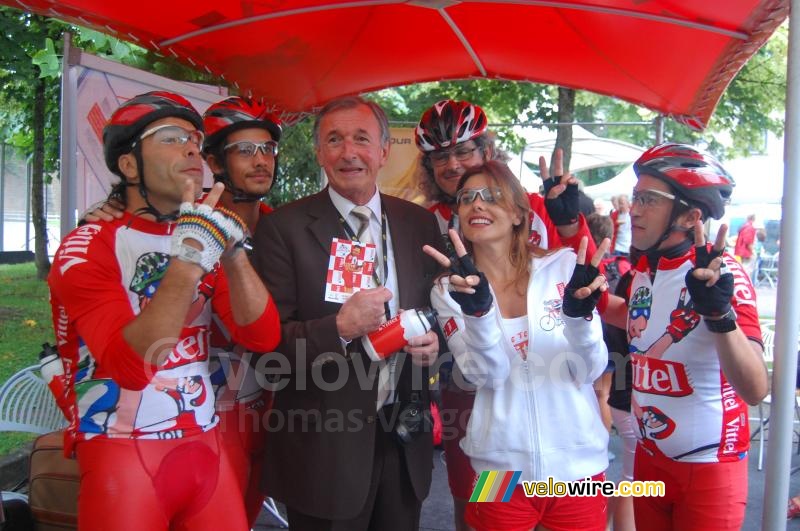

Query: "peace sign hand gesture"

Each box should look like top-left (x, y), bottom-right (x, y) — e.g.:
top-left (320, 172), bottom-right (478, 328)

top-left (540, 148), bottom-right (580, 226)
top-left (423, 229), bottom-right (494, 317)
top-left (685, 221), bottom-right (734, 318)
top-left (562, 237), bottom-right (611, 318)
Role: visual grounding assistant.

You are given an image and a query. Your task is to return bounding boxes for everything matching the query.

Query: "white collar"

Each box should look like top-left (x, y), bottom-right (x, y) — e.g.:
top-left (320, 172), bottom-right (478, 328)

top-left (328, 185), bottom-right (382, 222)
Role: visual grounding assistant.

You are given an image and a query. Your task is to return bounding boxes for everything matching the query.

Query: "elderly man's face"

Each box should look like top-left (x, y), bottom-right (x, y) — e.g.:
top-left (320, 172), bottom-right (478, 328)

top-left (316, 104), bottom-right (388, 204)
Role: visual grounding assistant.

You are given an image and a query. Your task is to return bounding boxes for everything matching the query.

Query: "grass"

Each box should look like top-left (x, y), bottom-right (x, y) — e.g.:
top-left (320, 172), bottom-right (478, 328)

top-left (0, 262), bottom-right (53, 456)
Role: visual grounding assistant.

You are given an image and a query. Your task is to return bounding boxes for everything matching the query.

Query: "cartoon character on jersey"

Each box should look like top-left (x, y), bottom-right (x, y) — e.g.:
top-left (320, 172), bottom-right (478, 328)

top-left (630, 287), bottom-right (699, 447)
top-left (627, 286), bottom-right (652, 340)
top-left (639, 405), bottom-right (676, 440)
top-left (130, 252), bottom-right (213, 324)
top-left (135, 375), bottom-right (213, 433)
top-left (130, 252), bottom-right (170, 310)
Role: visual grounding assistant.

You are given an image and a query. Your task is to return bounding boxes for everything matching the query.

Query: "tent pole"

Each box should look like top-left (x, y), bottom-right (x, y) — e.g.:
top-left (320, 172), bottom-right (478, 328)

top-left (762, 3), bottom-right (800, 529)
top-left (654, 115), bottom-right (664, 144)
top-left (59, 32), bottom-right (78, 236)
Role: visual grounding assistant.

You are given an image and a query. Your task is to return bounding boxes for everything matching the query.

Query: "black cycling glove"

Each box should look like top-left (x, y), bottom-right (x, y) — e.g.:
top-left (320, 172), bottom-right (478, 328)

top-left (448, 253), bottom-right (493, 317)
top-left (562, 262), bottom-right (602, 318)
top-left (543, 176), bottom-right (580, 226)
top-left (685, 243), bottom-right (733, 317)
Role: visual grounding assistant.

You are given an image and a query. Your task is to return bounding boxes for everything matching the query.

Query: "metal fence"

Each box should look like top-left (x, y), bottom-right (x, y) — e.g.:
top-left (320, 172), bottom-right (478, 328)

top-left (0, 144), bottom-right (61, 255)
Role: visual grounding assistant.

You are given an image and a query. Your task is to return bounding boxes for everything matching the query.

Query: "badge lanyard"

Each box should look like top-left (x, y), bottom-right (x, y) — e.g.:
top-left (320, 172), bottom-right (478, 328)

top-left (338, 203), bottom-right (391, 320)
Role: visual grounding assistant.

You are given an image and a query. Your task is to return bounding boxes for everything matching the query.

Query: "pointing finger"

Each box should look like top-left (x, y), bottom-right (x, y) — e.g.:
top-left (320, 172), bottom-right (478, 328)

top-left (576, 236), bottom-right (588, 265)
top-left (693, 220), bottom-right (706, 248)
top-left (538, 155), bottom-right (551, 181)
top-left (590, 238), bottom-right (611, 268)
top-left (714, 224), bottom-right (728, 253)
top-left (448, 229), bottom-right (469, 258)
top-left (423, 245), bottom-right (452, 268)
top-left (202, 182), bottom-right (224, 208)
top-left (552, 148), bottom-right (564, 177)
top-left (181, 179), bottom-right (196, 204)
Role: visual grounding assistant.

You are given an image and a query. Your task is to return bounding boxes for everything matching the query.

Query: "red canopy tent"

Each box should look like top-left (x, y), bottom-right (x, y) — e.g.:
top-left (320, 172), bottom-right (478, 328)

top-left (2, 0), bottom-right (789, 128)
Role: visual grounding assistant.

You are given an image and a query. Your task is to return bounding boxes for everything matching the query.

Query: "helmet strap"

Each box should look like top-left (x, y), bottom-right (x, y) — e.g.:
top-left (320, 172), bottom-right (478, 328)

top-left (132, 146), bottom-right (179, 222)
top-left (212, 152), bottom-right (278, 203)
top-left (635, 199), bottom-right (693, 274)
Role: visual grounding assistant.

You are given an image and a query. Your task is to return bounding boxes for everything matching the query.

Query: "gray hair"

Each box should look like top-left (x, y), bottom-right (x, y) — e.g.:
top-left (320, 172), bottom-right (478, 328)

top-left (312, 96), bottom-right (390, 148)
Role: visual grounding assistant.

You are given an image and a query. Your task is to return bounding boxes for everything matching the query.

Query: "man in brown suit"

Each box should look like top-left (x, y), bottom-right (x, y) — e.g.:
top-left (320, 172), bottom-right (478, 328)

top-left (252, 96), bottom-right (442, 530)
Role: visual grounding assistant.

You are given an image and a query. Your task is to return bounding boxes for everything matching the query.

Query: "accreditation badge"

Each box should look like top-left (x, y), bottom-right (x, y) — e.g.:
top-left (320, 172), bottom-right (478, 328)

top-left (324, 238), bottom-right (378, 303)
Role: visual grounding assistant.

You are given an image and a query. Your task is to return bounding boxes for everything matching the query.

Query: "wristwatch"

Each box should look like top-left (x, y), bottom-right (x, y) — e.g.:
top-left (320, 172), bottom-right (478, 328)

top-left (704, 309), bottom-right (738, 333)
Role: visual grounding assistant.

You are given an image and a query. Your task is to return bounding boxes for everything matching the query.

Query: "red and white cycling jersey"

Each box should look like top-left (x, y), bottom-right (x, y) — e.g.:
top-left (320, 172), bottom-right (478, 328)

top-left (628, 248), bottom-right (761, 462)
top-left (209, 201), bottom-right (276, 412)
top-left (49, 212), bottom-right (279, 453)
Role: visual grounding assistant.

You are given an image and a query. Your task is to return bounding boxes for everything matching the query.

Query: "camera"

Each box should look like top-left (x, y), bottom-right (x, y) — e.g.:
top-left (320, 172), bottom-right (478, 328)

top-left (393, 392), bottom-right (433, 445)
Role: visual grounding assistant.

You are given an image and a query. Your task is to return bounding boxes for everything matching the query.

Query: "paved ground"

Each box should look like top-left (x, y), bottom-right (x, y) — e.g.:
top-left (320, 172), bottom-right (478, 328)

top-left (254, 285), bottom-right (796, 530)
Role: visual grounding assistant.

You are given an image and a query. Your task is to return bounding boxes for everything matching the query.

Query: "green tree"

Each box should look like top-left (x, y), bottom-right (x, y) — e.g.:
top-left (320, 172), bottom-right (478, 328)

top-left (0, 9), bottom-right (65, 279)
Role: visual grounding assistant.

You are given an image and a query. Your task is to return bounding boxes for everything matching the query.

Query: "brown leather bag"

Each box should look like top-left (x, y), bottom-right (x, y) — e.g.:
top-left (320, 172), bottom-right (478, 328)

top-left (27, 431), bottom-right (78, 530)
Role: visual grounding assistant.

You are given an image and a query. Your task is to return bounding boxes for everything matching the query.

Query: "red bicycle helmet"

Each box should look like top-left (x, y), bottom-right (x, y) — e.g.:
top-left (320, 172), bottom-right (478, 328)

top-left (633, 143), bottom-right (734, 220)
top-left (103, 91), bottom-right (202, 177)
top-left (415, 100), bottom-right (488, 152)
top-left (202, 97), bottom-right (282, 154)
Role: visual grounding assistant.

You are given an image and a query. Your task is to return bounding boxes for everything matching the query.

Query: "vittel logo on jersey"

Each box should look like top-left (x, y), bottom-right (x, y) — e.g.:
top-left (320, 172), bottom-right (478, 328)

top-left (723, 255), bottom-right (757, 307)
top-left (57, 224), bottom-right (103, 274)
top-left (632, 355), bottom-right (693, 397)
top-left (162, 330), bottom-right (209, 369)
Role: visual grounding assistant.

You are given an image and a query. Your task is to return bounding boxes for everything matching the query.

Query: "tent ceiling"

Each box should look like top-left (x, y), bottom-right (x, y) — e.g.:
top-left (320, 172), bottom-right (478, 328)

top-left (4, 0), bottom-right (789, 127)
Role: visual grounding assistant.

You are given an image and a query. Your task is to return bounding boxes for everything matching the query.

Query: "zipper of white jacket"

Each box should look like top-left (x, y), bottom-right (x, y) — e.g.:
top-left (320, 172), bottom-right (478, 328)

top-left (522, 355), bottom-right (542, 480)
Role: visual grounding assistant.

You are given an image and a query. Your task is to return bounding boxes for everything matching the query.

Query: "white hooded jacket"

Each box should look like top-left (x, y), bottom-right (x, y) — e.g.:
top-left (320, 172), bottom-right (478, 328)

top-left (431, 248), bottom-right (609, 482)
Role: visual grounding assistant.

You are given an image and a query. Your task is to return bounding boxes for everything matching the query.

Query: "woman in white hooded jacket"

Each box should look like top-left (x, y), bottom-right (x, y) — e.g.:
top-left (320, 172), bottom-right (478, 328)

top-left (424, 160), bottom-right (611, 531)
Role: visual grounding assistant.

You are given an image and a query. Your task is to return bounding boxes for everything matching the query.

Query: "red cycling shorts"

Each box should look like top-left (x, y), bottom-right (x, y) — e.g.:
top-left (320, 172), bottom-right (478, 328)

top-left (76, 429), bottom-right (247, 531)
top-left (466, 473), bottom-right (607, 531)
top-left (633, 443), bottom-right (747, 531)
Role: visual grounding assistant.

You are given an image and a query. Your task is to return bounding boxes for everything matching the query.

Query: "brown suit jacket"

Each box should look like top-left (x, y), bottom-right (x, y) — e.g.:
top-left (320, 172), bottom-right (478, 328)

top-left (252, 188), bottom-right (442, 520)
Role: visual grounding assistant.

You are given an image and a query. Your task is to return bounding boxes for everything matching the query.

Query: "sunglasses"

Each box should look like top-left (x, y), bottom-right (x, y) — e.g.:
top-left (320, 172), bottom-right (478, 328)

top-left (224, 140), bottom-right (279, 158)
top-left (136, 124), bottom-right (204, 148)
top-left (631, 188), bottom-right (689, 209)
top-left (456, 187), bottom-right (502, 206)
top-left (429, 145), bottom-right (480, 166)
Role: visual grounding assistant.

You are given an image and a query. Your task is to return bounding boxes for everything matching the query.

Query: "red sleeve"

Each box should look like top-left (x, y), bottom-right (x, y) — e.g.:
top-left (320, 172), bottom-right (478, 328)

top-left (527, 194), bottom-right (597, 256)
top-left (527, 193), bottom-right (563, 249)
top-left (723, 253), bottom-right (762, 343)
top-left (597, 289), bottom-right (610, 314)
top-left (48, 223), bottom-right (157, 390)
top-left (211, 267), bottom-right (282, 352)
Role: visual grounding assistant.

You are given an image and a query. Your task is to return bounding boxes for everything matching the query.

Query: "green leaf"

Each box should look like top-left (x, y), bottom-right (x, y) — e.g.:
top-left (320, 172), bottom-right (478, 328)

top-left (31, 37), bottom-right (60, 79)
